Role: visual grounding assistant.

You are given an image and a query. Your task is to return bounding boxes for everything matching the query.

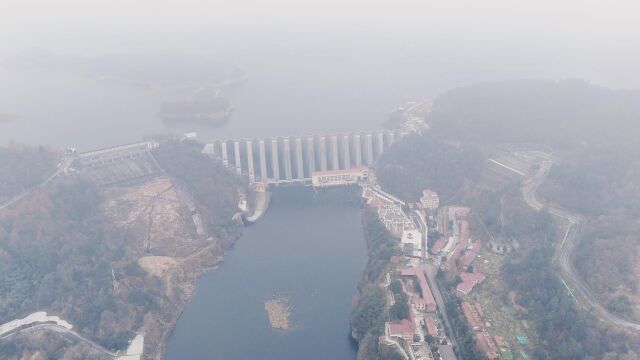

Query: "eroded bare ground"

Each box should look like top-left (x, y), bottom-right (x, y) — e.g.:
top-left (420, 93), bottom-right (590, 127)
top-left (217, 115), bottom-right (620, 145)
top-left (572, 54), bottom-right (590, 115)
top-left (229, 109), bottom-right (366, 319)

top-left (103, 176), bottom-right (201, 257)
top-left (101, 176), bottom-right (230, 359)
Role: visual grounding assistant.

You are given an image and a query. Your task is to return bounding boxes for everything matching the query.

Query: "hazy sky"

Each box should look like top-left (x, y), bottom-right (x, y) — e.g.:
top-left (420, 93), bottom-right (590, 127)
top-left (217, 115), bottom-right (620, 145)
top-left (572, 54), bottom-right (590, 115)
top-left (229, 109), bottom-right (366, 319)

top-left (1, 0), bottom-right (639, 147)
top-left (3, 0), bottom-right (640, 89)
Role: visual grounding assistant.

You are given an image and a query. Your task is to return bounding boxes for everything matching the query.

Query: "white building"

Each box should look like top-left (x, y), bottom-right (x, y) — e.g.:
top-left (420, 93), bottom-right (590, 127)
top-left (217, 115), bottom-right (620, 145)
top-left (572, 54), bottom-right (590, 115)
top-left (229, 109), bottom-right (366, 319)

top-left (420, 189), bottom-right (439, 210)
top-left (401, 229), bottom-right (422, 250)
top-left (401, 229), bottom-right (423, 257)
top-left (311, 167), bottom-right (368, 187)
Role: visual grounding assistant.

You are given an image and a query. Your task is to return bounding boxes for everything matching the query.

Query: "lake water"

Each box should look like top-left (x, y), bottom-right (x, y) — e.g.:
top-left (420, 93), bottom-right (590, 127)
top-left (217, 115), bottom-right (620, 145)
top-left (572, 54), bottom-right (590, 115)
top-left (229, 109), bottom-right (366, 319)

top-left (0, 53), bottom-right (416, 150)
top-left (164, 188), bottom-right (367, 360)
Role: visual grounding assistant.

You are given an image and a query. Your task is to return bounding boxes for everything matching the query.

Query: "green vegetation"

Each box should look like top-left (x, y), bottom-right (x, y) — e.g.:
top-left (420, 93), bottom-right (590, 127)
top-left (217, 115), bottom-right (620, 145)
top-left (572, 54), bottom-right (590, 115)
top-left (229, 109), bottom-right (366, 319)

top-left (472, 185), bottom-right (556, 245)
top-left (389, 291), bottom-right (409, 321)
top-left (0, 178), bottom-right (140, 350)
top-left (389, 280), bottom-right (403, 294)
top-left (607, 295), bottom-right (634, 318)
top-left (376, 133), bottom-right (484, 203)
top-left (360, 207), bottom-right (402, 282)
top-left (0, 141), bottom-right (245, 358)
top-left (0, 144), bottom-right (58, 202)
top-left (351, 286), bottom-right (386, 342)
top-left (486, 191), bottom-right (633, 359)
top-left (375, 79), bottom-right (640, 356)
top-left (351, 208), bottom-right (402, 360)
top-left (539, 144), bottom-right (640, 318)
top-left (429, 79), bottom-right (640, 147)
top-left (444, 296), bottom-right (482, 360)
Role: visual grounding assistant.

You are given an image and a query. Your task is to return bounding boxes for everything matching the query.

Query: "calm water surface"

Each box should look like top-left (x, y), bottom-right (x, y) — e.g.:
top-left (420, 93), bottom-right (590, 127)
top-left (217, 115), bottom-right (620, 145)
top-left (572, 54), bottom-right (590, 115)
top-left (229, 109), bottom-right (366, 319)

top-left (165, 189), bottom-right (367, 360)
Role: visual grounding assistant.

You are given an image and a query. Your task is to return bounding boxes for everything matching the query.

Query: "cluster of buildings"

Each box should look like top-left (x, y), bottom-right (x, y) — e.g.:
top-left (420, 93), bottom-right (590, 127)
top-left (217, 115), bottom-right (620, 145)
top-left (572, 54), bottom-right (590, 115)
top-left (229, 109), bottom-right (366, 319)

top-left (399, 268), bottom-right (437, 312)
top-left (420, 189), bottom-right (439, 210)
top-left (428, 204), bottom-right (501, 359)
top-left (364, 183), bottom-right (494, 359)
top-left (385, 265), bottom-right (451, 360)
top-left (370, 188), bottom-right (460, 360)
top-left (430, 206), bottom-right (486, 297)
top-left (362, 184), bottom-right (420, 239)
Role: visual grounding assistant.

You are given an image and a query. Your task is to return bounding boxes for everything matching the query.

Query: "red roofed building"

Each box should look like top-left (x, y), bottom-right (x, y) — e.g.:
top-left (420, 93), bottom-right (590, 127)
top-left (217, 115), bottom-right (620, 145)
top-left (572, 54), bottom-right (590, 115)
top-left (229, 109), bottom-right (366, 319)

top-left (431, 237), bottom-right (447, 254)
top-left (424, 316), bottom-right (439, 337)
top-left (399, 268), bottom-right (437, 312)
top-left (387, 319), bottom-right (415, 341)
top-left (475, 331), bottom-right (500, 359)
top-left (461, 301), bottom-right (482, 330)
top-left (455, 208), bottom-right (469, 219)
top-left (456, 272), bottom-right (486, 296)
top-left (462, 241), bottom-right (481, 268)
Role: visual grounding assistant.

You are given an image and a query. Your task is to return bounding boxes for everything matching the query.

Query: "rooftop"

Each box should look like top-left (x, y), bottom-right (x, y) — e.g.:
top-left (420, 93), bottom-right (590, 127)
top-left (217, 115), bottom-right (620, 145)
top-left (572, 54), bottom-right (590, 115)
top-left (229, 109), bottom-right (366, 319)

top-left (431, 237), bottom-right (447, 253)
top-left (421, 189), bottom-right (439, 198)
top-left (311, 167), bottom-right (368, 176)
top-left (457, 272), bottom-right (486, 295)
top-left (399, 267), bottom-right (436, 309)
top-left (388, 318), bottom-right (415, 334)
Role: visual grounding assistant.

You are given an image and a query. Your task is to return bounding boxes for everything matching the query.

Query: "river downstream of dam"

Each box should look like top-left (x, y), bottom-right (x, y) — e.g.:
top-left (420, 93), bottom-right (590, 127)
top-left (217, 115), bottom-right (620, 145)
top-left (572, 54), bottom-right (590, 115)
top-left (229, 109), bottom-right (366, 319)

top-left (165, 188), bottom-right (367, 360)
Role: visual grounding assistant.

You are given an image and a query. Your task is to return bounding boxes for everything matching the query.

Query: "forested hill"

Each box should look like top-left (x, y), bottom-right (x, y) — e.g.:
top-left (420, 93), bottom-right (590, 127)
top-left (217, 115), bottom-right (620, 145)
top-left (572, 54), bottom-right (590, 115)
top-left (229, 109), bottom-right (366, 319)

top-left (0, 144), bottom-right (58, 203)
top-left (0, 141), bottom-right (245, 358)
top-left (375, 133), bottom-right (484, 203)
top-left (539, 143), bottom-right (640, 320)
top-left (428, 79), bottom-right (640, 147)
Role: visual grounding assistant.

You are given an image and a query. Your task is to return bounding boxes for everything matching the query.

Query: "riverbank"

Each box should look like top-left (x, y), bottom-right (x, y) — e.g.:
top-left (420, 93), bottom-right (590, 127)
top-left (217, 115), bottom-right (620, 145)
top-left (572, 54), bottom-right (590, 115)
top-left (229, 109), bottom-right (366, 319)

top-left (350, 207), bottom-right (402, 359)
top-left (164, 187), bottom-right (366, 360)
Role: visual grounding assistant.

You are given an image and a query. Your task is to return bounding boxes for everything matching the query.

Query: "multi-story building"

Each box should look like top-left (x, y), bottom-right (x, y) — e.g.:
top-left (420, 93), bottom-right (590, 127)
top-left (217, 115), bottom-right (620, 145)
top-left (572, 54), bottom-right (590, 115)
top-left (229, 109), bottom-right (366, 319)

top-left (311, 167), bottom-right (368, 187)
top-left (420, 189), bottom-right (439, 210)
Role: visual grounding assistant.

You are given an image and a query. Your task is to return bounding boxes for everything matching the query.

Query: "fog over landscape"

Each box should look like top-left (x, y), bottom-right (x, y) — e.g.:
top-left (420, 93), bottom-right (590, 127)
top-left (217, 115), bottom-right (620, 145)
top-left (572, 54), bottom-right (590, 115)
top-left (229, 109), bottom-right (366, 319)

top-left (2, 0), bottom-right (640, 147)
top-left (1, 1), bottom-right (640, 360)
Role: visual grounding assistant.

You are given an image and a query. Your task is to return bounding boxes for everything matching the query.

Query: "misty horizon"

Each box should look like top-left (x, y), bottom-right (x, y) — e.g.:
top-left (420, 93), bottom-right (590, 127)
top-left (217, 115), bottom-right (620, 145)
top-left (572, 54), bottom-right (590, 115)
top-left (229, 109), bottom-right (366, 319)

top-left (1, 2), bottom-right (640, 360)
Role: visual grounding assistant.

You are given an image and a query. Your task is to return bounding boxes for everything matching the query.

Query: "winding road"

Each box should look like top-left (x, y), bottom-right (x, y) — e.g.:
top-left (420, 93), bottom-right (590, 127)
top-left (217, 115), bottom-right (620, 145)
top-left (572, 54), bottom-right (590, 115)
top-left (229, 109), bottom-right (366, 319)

top-left (0, 323), bottom-right (119, 357)
top-left (0, 155), bottom-right (72, 212)
top-left (522, 161), bottom-right (640, 332)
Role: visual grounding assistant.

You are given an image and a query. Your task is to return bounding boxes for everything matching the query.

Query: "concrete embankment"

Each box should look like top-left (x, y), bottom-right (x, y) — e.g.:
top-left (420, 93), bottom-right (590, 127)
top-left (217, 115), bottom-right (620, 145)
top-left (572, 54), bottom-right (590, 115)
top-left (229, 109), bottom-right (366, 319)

top-left (245, 189), bottom-right (271, 223)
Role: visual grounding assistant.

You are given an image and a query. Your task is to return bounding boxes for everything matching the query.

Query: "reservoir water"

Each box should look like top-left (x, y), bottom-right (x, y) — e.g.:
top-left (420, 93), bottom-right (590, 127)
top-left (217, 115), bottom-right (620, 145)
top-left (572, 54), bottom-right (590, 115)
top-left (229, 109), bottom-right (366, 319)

top-left (164, 188), bottom-right (367, 360)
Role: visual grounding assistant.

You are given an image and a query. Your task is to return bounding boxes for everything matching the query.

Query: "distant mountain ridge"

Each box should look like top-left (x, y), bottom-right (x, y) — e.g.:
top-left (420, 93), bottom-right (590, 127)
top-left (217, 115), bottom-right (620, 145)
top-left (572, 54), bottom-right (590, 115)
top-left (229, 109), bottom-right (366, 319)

top-left (429, 79), bottom-right (640, 148)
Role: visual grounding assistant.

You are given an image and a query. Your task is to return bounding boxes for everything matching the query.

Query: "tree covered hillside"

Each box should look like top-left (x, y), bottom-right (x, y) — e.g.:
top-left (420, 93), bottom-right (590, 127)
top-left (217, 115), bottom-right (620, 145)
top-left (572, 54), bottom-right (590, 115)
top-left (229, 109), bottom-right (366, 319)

top-left (0, 141), bottom-right (244, 358)
top-left (429, 79), bottom-right (640, 147)
top-left (0, 144), bottom-right (58, 202)
top-left (375, 133), bottom-right (484, 203)
top-left (539, 144), bottom-right (640, 320)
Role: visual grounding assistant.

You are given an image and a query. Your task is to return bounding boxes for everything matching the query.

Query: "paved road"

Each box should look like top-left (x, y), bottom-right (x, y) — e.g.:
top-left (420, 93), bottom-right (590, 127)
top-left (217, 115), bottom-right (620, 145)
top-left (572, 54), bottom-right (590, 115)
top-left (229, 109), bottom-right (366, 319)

top-left (0, 323), bottom-right (118, 357)
top-left (0, 155), bottom-right (72, 212)
top-left (421, 262), bottom-right (459, 351)
top-left (522, 161), bottom-right (640, 332)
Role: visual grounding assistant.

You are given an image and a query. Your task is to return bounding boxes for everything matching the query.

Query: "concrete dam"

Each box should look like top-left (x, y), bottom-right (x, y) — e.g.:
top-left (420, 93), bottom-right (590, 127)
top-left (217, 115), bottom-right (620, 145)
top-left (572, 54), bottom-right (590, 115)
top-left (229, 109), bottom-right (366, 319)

top-left (202, 130), bottom-right (408, 185)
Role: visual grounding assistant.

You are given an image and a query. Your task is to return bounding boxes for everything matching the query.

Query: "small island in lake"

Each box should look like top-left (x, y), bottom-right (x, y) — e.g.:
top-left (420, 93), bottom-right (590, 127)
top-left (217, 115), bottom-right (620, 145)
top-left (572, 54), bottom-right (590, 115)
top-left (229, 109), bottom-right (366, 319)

top-left (157, 95), bottom-right (233, 126)
top-left (264, 296), bottom-right (292, 330)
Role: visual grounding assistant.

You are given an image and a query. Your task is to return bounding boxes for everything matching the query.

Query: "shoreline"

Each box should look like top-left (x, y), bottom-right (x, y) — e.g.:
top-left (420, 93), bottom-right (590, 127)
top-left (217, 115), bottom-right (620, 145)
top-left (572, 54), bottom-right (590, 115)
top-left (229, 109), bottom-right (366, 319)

top-left (154, 244), bottom-right (233, 360)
